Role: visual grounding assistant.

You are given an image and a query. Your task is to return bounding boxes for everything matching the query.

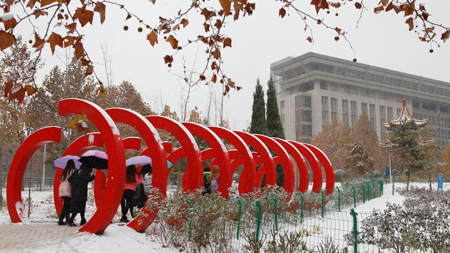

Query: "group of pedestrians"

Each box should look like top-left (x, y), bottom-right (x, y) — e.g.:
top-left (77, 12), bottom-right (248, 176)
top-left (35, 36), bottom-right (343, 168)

top-left (58, 162), bottom-right (95, 227)
top-left (57, 160), bottom-right (154, 226)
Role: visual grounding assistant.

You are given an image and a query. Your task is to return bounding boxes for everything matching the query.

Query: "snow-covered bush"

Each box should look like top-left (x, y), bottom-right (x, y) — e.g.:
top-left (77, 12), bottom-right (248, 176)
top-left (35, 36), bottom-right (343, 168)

top-left (346, 187), bottom-right (450, 253)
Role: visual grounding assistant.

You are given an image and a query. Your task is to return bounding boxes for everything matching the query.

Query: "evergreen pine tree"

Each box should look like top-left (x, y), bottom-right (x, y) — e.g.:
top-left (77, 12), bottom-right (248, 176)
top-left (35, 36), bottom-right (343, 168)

top-left (249, 78), bottom-right (268, 135)
top-left (266, 76), bottom-right (285, 139)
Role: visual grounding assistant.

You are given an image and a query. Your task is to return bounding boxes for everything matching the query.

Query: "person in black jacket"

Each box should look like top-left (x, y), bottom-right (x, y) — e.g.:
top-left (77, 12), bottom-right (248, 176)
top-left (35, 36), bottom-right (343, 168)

top-left (67, 164), bottom-right (95, 227)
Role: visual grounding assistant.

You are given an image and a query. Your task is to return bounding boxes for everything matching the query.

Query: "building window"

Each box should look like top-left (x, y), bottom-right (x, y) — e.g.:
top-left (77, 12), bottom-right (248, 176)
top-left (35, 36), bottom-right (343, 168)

top-left (362, 102), bottom-right (368, 113)
top-left (380, 105), bottom-right (386, 139)
top-left (397, 108), bottom-right (401, 116)
top-left (342, 100), bottom-right (349, 125)
top-left (320, 82), bottom-right (328, 90)
top-left (330, 83), bottom-right (339, 92)
top-left (295, 95), bottom-right (311, 109)
top-left (281, 100), bottom-right (285, 109)
top-left (351, 101), bottom-right (357, 130)
top-left (322, 96), bottom-right (329, 130)
top-left (295, 94), bottom-right (312, 143)
top-left (331, 97), bottom-right (338, 121)
top-left (370, 104), bottom-right (376, 126)
top-left (281, 114), bottom-right (285, 123)
top-left (298, 82), bottom-right (314, 92)
top-left (387, 107), bottom-right (393, 120)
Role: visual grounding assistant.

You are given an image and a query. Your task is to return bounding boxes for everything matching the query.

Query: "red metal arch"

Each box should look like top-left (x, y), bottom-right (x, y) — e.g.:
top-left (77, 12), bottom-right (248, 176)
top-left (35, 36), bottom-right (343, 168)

top-left (146, 116), bottom-right (203, 192)
top-left (104, 108), bottom-right (169, 232)
top-left (273, 138), bottom-right (309, 193)
top-left (54, 133), bottom-right (104, 216)
top-left (59, 98), bottom-right (125, 234)
top-left (182, 122), bottom-right (232, 198)
top-left (7, 127), bottom-right (62, 223)
top-left (208, 127), bottom-right (257, 194)
top-left (234, 131), bottom-right (277, 187)
top-left (254, 135), bottom-right (295, 194)
top-left (94, 137), bottom-right (141, 208)
top-left (288, 141), bottom-right (323, 193)
top-left (303, 143), bottom-right (335, 195)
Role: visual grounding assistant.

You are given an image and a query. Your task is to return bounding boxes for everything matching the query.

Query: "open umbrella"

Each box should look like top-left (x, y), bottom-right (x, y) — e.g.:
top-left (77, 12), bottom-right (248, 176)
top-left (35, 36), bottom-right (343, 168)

top-left (126, 155), bottom-right (173, 168)
top-left (80, 150), bottom-right (108, 169)
top-left (54, 155), bottom-right (82, 169)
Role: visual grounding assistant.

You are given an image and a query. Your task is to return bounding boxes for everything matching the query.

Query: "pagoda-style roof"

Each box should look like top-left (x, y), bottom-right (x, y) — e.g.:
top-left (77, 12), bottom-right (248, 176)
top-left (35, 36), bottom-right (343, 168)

top-left (383, 99), bottom-right (428, 130)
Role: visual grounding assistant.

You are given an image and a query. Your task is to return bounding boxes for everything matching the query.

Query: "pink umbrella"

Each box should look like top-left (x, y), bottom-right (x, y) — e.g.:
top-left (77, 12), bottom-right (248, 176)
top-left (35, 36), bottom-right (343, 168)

top-left (54, 155), bottom-right (82, 169)
top-left (80, 150), bottom-right (108, 169)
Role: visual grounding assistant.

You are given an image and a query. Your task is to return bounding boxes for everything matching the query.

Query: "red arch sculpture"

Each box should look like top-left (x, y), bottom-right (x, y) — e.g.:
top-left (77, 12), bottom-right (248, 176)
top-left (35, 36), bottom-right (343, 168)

top-left (234, 131), bottom-right (277, 187)
top-left (7, 127), bottom-right (62, 223)
top-left (103, 108), bottom-right (169, 232)
top-left (208, 127), bottom-right (257, 194)
top-left (59, 99), bottom-right (126, 234)
top-left (93, 137), bottom-right (141, 207)
top-left (288, 141), bottom-right (323, 193)
top-left (146, 116), bottom-right (203, 192)
top-left (254, 135), bottom-right (295, 194)
top-left (273, 138), bottom-right (309, 193)
top-left (182, 122), bottom-right (232, 198)
top-left (54, 133), bottom-right (104, 216)
top-left (303, 143), bottom-right (335, 195)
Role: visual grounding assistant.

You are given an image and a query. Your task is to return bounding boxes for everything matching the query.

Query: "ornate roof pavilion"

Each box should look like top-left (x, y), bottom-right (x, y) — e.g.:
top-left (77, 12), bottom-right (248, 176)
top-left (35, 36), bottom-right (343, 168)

top-left (383, 99), bottom-right (429, 130)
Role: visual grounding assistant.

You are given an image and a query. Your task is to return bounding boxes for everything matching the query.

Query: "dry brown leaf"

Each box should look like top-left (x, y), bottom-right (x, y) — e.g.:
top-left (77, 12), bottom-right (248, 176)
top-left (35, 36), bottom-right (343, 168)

top-left (163, 55), bottom-right (173, 64)
top-left (25, 85), bottom-right (37, 96)
top-left (219, 0), bottom-right (232, 15)
top-left (66, 114), bottom-right (86, 129)
top-left (180, 19), bottom-right (189, 28)
top-left (279, 7), bottom-right (286, 18)
top-left (41, 0), bottom-right (58, 7)
top-left (355, 2), bottom-right (362, 9)
top-left (166, 35), bottom-right (178, 49)
top-left (94, 2), bottom-right (106, 24)
top-left (73, 40), bottom-right (85, 59)
top-left (147, 30), bottom-right (158, 46)
top-left (211, 74), bottom-right (217, 83)
top-left (378, 0), bottom-right (389, 6)
top-left (374, 6), bottom-right (384, 14)
top-left (223, 37), bottom-right (232, 48)
top-left (4, 80), bottom-right (12, 97)
top-left (405, 17), bottom-right (414, 31)
top-left (0, 30), bottom-right (16, 51)
top-left (73, 6), bottom-right (94, 27)
top-left (47, 32), bottom-right (63, 55)
top-left (64, 36), bottom-right (75, 48)
top-left (310, 0), bottom-right (329, 14)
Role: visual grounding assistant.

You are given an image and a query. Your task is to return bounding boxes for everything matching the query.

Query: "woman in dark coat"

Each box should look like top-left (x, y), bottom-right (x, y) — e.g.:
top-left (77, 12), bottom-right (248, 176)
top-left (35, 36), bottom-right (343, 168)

top-left (67, 164), bottom-right (95, 227)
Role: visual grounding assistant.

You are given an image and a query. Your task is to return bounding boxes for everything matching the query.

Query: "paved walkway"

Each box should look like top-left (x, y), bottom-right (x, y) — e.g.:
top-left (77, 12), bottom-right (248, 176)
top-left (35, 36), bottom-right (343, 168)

top-left (0, 221), bottom-right (81, 252)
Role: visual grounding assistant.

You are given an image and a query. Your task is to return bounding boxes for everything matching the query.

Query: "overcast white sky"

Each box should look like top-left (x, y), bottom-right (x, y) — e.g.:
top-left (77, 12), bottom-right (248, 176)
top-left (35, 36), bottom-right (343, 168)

top-left (17, 0), bottom-right (450, 131)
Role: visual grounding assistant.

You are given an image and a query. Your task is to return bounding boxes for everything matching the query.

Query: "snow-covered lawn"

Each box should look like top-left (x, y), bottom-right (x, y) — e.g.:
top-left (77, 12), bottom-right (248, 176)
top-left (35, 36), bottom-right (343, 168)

top-left (0, 182), bottom-right (448, 252)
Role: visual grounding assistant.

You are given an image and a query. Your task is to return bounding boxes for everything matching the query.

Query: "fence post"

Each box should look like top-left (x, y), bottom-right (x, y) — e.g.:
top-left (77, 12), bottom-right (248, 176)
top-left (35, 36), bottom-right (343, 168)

top-left (337, 187), bottom-right (341, 212)
top-left (320, 189), bottom-right (324, 217)
top-left (361, 183), bottom-right (365, 204)
top-left (351, 185), bottom-right (356, 208)
top-left (350, 208), bottom-right (358, 253)
top-left (187, 200), bottom-right (193, 240)
top-left (237, 197), bottom-right (242, 239)
top-left (274, 198), bottom-right (278, 231)
top-left (256, 200), bottom-right (262, 243)
top-left (379, 180), bottom-right (384, 197)
top-left (300, 193), bottom-right (304, 223)
top-left (366, 182), bottom-right (370, 201)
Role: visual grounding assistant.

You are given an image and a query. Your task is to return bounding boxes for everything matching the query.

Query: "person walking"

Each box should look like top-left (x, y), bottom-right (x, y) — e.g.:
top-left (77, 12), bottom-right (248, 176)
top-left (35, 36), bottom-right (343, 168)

top-left (120, 165), bottom-right (143, 223)
top-left (58, 160), bottom-right (76, 225)
top-left (202, 166), bottom-right (211, 195)
top-left (208, 165), bottom-right (220, 193)
top-left (67, 164), bottom-right (95, 227)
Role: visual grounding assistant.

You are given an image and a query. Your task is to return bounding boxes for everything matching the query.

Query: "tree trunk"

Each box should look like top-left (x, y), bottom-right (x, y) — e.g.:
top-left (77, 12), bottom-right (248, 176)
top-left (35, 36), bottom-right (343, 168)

top-left (392, 173), bottom-right (395, 196)
top-left (429, 173), bottom-right (432, 191)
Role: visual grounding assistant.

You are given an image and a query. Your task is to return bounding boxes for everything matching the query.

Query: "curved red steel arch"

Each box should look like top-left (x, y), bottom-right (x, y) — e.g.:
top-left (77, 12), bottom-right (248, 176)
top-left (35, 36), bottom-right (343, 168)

top-left (94, 136), bottom-right (142, 208)
top-left (146, 116), bottom-right (203, 192)
top-left (303, 143), bottom-right (335, 195)
top-left (254, 135), bottom-right (295, 194)
top-left (272, 138), bottom-right (309, 193)
top-left (7, 127), bottom-right (62, 223)
top-left (103, 108), bottom-right (169, 233)
top-left (288, 141), bottom-right (323, 193)
top-left (59, 99), bottom-right (126, 234)
top-left (234, 131), bottom-right (277, 187)
top-left (208, 127), bottom-right (257, 194)
top-left (54, 133), bottom-right (104, 216)
top-left (182, 122), bottom-right (232, 198)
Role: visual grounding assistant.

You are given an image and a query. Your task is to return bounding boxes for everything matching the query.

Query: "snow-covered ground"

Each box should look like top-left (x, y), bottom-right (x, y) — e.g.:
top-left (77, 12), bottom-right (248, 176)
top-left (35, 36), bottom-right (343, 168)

top-left (0, 182), bottom-right (448, 252)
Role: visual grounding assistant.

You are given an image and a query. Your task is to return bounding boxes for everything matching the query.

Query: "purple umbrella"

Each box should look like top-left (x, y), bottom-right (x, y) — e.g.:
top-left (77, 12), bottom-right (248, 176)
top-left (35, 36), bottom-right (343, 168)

top-left (80, 150), bottom-right (108, 169)
top-left (126, 155), bottom-right (173, 168)
top-left (54, 155), bottom-right (82, 169)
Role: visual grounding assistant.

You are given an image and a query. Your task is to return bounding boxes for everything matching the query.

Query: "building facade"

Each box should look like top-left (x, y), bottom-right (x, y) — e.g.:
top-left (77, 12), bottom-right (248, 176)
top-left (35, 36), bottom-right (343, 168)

top-left (270, 52), bottom-right (450, 149)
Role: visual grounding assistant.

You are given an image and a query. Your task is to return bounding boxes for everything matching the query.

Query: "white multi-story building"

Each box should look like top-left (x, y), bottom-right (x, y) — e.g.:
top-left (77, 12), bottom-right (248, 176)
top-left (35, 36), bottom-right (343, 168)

top-left (270, 52), bottom-right (450, 149)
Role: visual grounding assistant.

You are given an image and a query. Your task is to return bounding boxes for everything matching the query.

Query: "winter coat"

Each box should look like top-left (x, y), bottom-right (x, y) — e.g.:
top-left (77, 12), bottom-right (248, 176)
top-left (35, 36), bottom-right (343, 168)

top-left (124, 174), bottom-right (143, 191)
top-left (209, 165), bottom-right (220, 184)
top-left (68, 165), bottom-right (95, 213)
top-left (59, 169), bottom-right (75, 198)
